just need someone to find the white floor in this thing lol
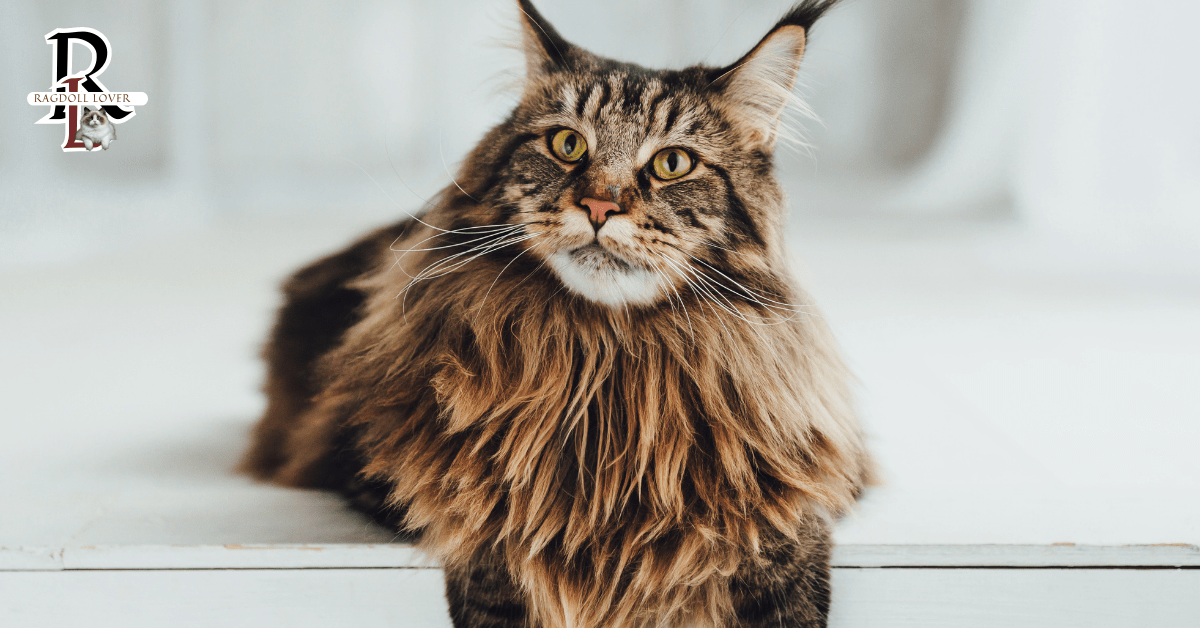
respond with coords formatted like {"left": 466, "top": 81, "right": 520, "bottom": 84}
{"left": 1, "top": 214, "right": 1198, "bottom": 625}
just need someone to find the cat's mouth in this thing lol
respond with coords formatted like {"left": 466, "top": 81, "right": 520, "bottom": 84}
{"left": 547, "top": 241, "right": 665, "bottom": 307}
{"left": 568, "top": 242, "right": 633, "bottom": 272}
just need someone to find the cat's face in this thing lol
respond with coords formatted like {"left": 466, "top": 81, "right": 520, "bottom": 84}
{"left": 457, "top": 1, "right": 815, "bottom": 310}
{"left": 82, "top": 108, "right": 106, "bottom": 126}
{"left": 499, "top": 69, "right": 780, "bottom": 307}
{"left": 81, "top": 108, "right": 108, "bottom": 127}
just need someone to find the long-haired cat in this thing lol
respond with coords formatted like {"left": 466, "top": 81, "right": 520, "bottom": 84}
{"left": 244, "top": 1, "right": 871, "bottom": 626}
{"left": 75, "top": 106, "right": 116, "bottom": 150}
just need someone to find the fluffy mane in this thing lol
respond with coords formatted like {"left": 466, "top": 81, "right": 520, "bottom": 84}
{"left": 246, "top": 2, "right": 871, "bottom": 626}
{"left": 266, "top": 192, "right": 869, "bottom": 628}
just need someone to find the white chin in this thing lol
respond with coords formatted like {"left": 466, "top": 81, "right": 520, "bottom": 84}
{"left": 548, "top": 246, "right": 664, "bottom": 307}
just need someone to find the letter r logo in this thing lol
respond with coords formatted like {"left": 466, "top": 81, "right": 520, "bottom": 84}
{"left": 36, "top": 28, "right": 135, "bottom": 151}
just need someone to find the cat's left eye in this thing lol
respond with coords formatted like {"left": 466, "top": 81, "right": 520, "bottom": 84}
{"left": 651, "top": 148, "right": 693, "bottom": 181}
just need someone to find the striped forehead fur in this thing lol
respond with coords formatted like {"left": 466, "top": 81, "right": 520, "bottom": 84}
{"left": 517, "top": 0, "right": 839, "bottom": 152}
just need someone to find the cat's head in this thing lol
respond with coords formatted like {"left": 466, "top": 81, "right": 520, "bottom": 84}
{"left": 81, "top": 107, "right": 108, "bottom": 127}
{"left": 454, "top": 0, "right": 838, "bottom": 310}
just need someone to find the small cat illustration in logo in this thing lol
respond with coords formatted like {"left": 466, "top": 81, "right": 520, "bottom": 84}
{"left": 75, "top": 106, "right": 116, "bottom": 150}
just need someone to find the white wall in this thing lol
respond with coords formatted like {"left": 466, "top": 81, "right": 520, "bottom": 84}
{"left": 0, "top": 0, "right": 960, "bottom": 264}
{"left": 2, "top": 0, "right": 1197, "bottom": 273}
{"left": 899, "top": 0, "right": 1200, "bottom": 273}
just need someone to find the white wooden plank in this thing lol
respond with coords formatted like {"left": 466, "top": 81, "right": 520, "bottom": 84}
{"left": 0, "top": 547, "right": 62, "bottom": 571}
{"left": 62, "top": 544, "right": 435, "bottom": 570}
{"left": 2, "top": 568, "right": 1196, "bottom": 628}
{"left": 829, "top": 568, "right": 1200, "bottom": 628}
{"left": 831, "top": 543, "right": 1200, "bottom": 568}
{"left": 5, "top": 543, "right": 1197, "bottom": 572}
{"left": 0, "top": 569, "right": 453, "bottom": 628}
{"left": 832, "top": 489, "right": 1200, "bottom": 546}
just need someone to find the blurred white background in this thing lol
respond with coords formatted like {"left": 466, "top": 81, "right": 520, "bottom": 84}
{"left": 3, "top": 0, "right": 1197, "bottom": 270}
{"left": 1, "top": 0, "right": 1198, "bottom": 557}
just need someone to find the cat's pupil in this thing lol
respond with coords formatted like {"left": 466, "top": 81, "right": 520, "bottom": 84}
{"left": 563, "top": 134, "right": 576, "bottom": 154}
{"left": 666, "top": 152, "right": 678, "bottom": 172}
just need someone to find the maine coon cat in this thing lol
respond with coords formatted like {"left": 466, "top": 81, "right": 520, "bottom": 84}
{"left": 244, "top": 1, "right": 871, "bottom": 626}
{"left": 75, "top": 106, "right": 115, "bottom": 150}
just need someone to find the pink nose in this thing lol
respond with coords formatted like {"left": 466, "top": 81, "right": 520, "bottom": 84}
{"left": 580, "top": 197, "right": 622, "bottom": 226}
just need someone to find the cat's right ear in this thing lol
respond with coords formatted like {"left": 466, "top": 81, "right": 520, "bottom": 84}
{"left": 517, "top": 0, "right": 577, "bottom": 82}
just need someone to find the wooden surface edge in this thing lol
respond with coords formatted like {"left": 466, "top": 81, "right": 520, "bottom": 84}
{"left": 831, "top": 543, "right": 1200, "bottom": 567}
{"left": 3, "top": 543, "right": 1198, "bottom": 571}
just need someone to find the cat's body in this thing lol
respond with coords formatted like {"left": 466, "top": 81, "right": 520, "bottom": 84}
{"left": 244, "top": 2, "right": 871, "bottom": 627}
{"left": 75, "top": 106, "right": 115, "bottom": 150}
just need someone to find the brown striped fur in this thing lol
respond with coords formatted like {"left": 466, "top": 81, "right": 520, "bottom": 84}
{"left": 244, "top": 2, "right": 870, "bottom": 627}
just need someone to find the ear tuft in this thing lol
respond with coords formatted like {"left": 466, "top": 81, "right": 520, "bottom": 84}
{"left": 774, "top": 0, "right": 843, "bottom": 34}
{"left": 517, "top": 0, "right": 575, "bottom": 83}
{"left": 711, "top": 0, "right": 842, "bottom": 150}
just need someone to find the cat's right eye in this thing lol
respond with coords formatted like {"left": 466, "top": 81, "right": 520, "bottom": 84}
{"left": 550, "top": 129, "right": 588, "bottom": 163}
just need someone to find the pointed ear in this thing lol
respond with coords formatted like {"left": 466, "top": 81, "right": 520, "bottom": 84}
{"left": 517, "top": 0, "right": 577, "bottom": 83}
{"left": 710, "top": 0, "right": 841, "bottom": 149}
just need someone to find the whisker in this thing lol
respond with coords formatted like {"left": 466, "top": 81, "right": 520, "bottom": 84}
{"left": 438, "top": 134, "right": 480, "bottom": 203}
{"left": 655, "top": 254, "right": 741, "bottom": 335}
{"left": 666, "top": 243, "right": 810, "bottom": 315}
{"left": 381, "top": 115, "right": 430, "bottom": 205}
{"left": 690, "top": 256, "right": 805, "bottom": 311}
{"left": 340, "top": 156, "right": 490, "bottom": 240}
{"left": 397, "top": 232, "right": 521, "bottom": 293}
{"left": 506, "top": 243, "right": 554, "bottom": 294}
{"left": 691, "top": 266, "right": 801, "bottom": 319}
{"left": 389, "top": 224, "right": 524, "bottom": 280}
{"left": 686, "top": 266, "right": 797, "bottom": 326}
{"left": 412, "top": 231, "right": 537, "bottom": 283}
{"left": 396, "top": 230, "right": 540, "bottom": 318}
{"left": 473, "top": 234, "right": 544, "bottom": 322}
{"left": 648, "top": 254, "right": 695, "bottom": 343}
{"left": 393, "top": 224, "right": 524, "bottom": 254}
{"left": 658, "top": 254, "right": 796, "bottom": 327}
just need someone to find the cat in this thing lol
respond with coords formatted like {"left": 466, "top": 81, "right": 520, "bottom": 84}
{"left": 243, "top": 1, "right": 872, "bottom": 627}
{"left": 75, "top": 106, "right": 116, "bottom": 150}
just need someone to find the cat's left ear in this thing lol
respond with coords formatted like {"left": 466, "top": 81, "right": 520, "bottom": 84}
{"left": 710, "top": 0, "right": 841, "bottom": 150}
{"left": 517, "top": 0, "right": 579, "bottom": 83}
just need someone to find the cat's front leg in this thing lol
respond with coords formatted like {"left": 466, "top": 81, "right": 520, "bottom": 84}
{"left": 729, "top": 518, "right": 833, "bottom": 628}
{"left": 83, "top": 138, "right": 94, "bottom": 150}
{"left": 443, "top": 548, "right": 532, "bottom": 628}
{"left": 100, "top": 137, "right": 111, "bottom": 150}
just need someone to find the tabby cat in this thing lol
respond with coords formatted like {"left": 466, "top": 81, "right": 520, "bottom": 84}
{"left": 244, "top": 1, "right": 871, "bottom": 626}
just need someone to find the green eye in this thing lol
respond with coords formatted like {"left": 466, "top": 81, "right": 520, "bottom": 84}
{"left": 652, "top": 148, "right": 693, "bottom": 180}
{"left": 550, "top": 129, "right": 587, "bottom": 162}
